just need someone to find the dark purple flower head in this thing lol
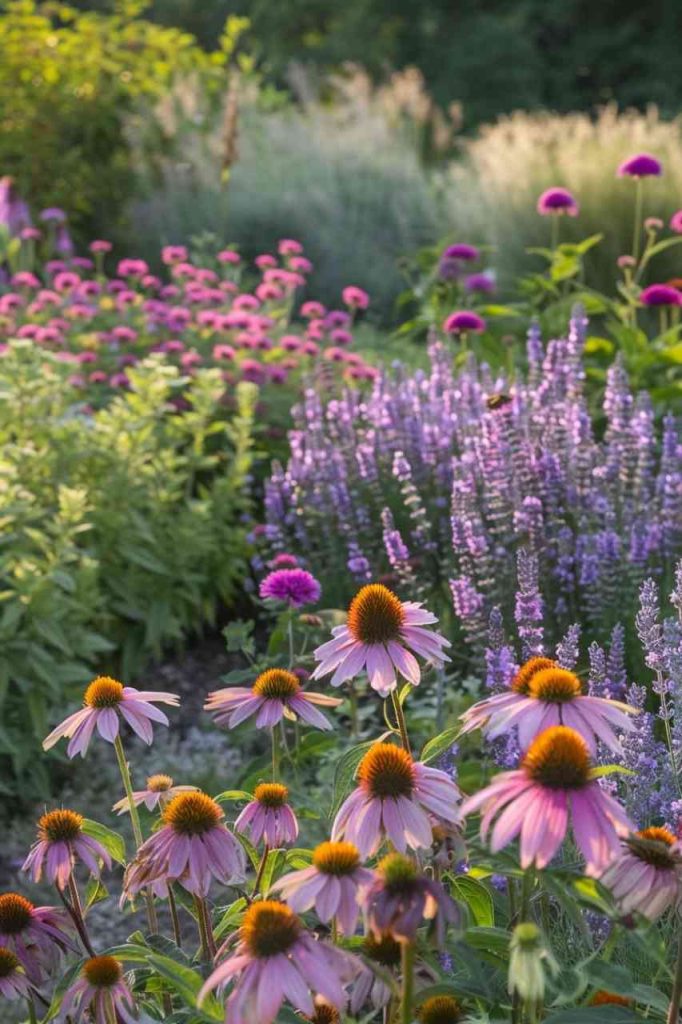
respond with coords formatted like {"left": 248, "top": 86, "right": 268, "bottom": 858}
{"left": 670, "top": 210, "right": 682, "bottom": 234}
{"left": 259, "top": 568, "right": 321, "bottom": 607}
{"left": 443, "top": 243, "right": 479, "bottom": 262}
{"left": 617, "top": 153, "right": 662, "bottom": 178}
{"left": 443, "top": 311, "right": 486, "bottom": 334}
{"left": 537, "top": 187, "right": 579, "bottom": 216}
{"left": 640, "top": 284, "right": 682, "bottom": 307}
{"left": 465, "top": 272, "right": 496, "bottom": 294}
{"left": 365, "top": 853, "right": 461, "bottom": 946}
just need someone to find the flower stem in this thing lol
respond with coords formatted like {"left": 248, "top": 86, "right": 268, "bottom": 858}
{"left": 391, "top": 689, "right": 412, "bottom": 756}
{"left": 168, "top": 886, "right": 182, "bottom": 948}
{"left": 27, "top": 996, "right": 38, "bottom": 1024}
{"left": 253, "top": 844, "right": 270, "bottom": 896}
{"left": 633, "top": 178, "right": 644, "bottom": 263}
{"left": 667, "top": 931, "right": 682, "bottom": 1024}
{"left": 550, "top": 215, "right": 559, "bottom": 252}
{"left": 287, "top": 611, "right": 295, "bottom": 667}
{"left": 66, "top": 875, "right": 95, "bottom": 956}
{"left": 400, "top": 940, "right": 415, "bottom": 1024}
{"left": 271, "top": 726, "right": 280, "bottom": 781}
{"left": 113, "top": 734, "right": 158, "bottom": 935}
{"left": 195, "top": 896, "right": 216, "bottom": 961}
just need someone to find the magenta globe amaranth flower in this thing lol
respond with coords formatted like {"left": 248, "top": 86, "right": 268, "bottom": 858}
{"left": 443, "top": 311, "right": 486, "bottom": 335}
{"left": 443, "top": 243, "right": 479, "bottom": 262}
{"left": 670, "top": 210, "right": 682, "bottom": 234}
{"left": 640, "top": 284, "right": 682, "bottom": 306}
{"left": 465, "top": 272, "right": 496, "bottom": 294}
{"left": 617, "top": 153, "right": 663, "bottom": 178}
{"left": 259, "top": 567, "right": 321, "bottom": 607}
{"left": 537, "top": 187, "right": 579, "bottom": 216}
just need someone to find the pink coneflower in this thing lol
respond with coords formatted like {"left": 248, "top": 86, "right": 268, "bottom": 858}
{"left": 218, "top": 249, "right": 241, "bottom": 264}
{"left": 61, "top": 956, "right": 136, "bottom": 1023}
{"left": 0, "top": 893, "right": 74, "bottom": 983}
{"left": 600, "top": 827, "right": 682, "bottom": 920}
{"left": 271, "top": 840, "right": 374, "bottom": 935}
{"left": 640, "top": 284, "right": 682, "bottom": 306}
{"left": 123, "top": 791, "right": 245, "bottom": 897}
{"left": 235, "top": 783, "right": 299, "bottom": 847}
{"left": 365, "top": 853, "right": 460, "bottom": 945}
{"left": 0, "top": 947, "right": 31, "bottom": 1001}
{"left": 312, "top": 583, "right": 450, "bottom": 696}
{"left": 206, "top": 667, "right": 340, "bottom": 731}
{"left": 43, "top": 676, "right": 180, "bottom": 758}
{"left": 670, "top": 210, "right": 682, "bottom": 234}
{"left": 117, "top": 258, "right": 148, "bottom": 277}
{"left": 536, "top": 187, "right": 579, "bottom": 216}
{"left": 259, "top": 567, "right": 321, "bottom": 607}
{"left": 199, "top": 900, "right": 359, "bottom": 1024}
{"left": 112, "top": 773, "right": 198, "bottom": 814}
{"left": 332, "top": 743, "right": 461, "bottom": 857}
{"left": 443, "top": 311, "right": 486, "bottom": 334}
{"left": 617, "top": 153, "right": 662, "bottom": 178}
{"left": 461, "top": 726, "right": 632, "bottom": 874}
{"left": 459, "top": 657, "right": 637, "bottom": 754}
{"left": 22, "top": 809, "right": 111, "bottom": 889}
{"left": 342, "top": 286, "right": 370, "bottom": 310}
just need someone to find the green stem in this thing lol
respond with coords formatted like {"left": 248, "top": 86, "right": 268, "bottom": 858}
{"left": 400, "top": 940, "right": 415, "bottom": 1024}
{"left": 667, "top": 931, "right": 682, "bottom": 1024}
{"left": 551, "top": 215, "right": 559, "bottom": 252}
{"left": 27, "top": 996, "right": 38, "bottom": 1024}
{"left": 113, "top": 735, "right": 158, "bottom": 935}
{"left": 104, "top": 991, "right": 118, "bottom": 1024}
{"left": 168, "top": 886, "right": 182, "bottom": 948}
{"left": 391, "top": 689, "right": 412, "bottom": 756}
{"left": 67, "top": 875, "right": 95, "bottom": 956}
{"left": 195, "top": 895, "right": 211, "bottom": 961}
{"left": 271, "top": 727, "right": 279, "bottom": 781}
{"left": 349, "top": 682, "right": 359, "bottom": 739}
{"left": 520, "top": 868, "right": 534, "bottom": 921}
{"left": 287, "top": 612, "right": 295, "bottom": 668}
{"left": 253, "top": 845, "right": 270, "bottom": 896}
{"left": 633, "top": 178, "right": 644, "bottom": 263}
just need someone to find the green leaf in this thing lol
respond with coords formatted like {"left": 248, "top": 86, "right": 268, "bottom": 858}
{"left": 544, "top": 1008, "right": 642, "bottom": 1022}
{"left": 584, "top": 336, "right": 615, "bottom": 356}
{"left": 329, "top": 739, "right": 376, "bottom": 817}
{"left": 589, "top": 764, "right": 635, "bottom": 779}
{"left": 214, "top": 789, "right": 252, "bottom": 803}
{"left": 420, "top": 725, "right": 460, "bottom": 764}
{"left": 144, "top": 951, "right": 223, "bottom": 1019}
{"left": 450, "top": 874, "right": 494, "bottom": 927}
{"left": 81, "top": 818, "right": 126, "bottom": 864}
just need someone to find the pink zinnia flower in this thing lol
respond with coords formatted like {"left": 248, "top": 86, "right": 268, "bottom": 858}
{"left": 123, "top": 791, "right": 245, "bottom": 897}
{"left": 536, "top": 187, "right": 579, "bottom": 216}
{"left": 461, "top": 726, "right": 633, "bottom": 874}
{"left": 617, "top": 153, "right": 662, "bottom": 178}
{"left": 62, "top": 956, "right": 136, "bottom": 1024}
{"left": 443, "top": 310, "right": 486, "bottom": 334}
{"left": 0, "top": 947, "right": 31, "bottom": 1001}
{"left": 0, "top": 893, "right": 74, "bottom": 984}
{"left": 600, "top": 826, "right": 682, "bottom": 920}
{"left": 312, "top": 583, "right": 450, "bottom": 696}
{"left": 43, "top": 676, "right": 180, "bottom": 758}
{"left": 459, "top": 657, "right": 637, "bottom": 755}
{"left": 199, "top": 900, "right": 359, "bottom": 1024}
{"left": 332, "top": 742, "right": 461, "bottom": 857}
{"left": 113, "top": 773, "right": 198, "bottom": 814}
{"left": 206, "top": 667, "right": 341, "bottom": 731}
{"left": 235, "top": 783, "right": 299, "bottom": 847}
{"left": 259, "top": 567, "right": 321, "bottom": 607}
{"left": 364, "top": 852, "right": 460, "bottom": 945}
{"left": 342, "top": 286, "right": 370, "bottom": 310}
{"left": 22, "top": 809, "right": 111, "bottom": 890}
{"left": 272, "top": 840, "right": 374, "bottom": 935}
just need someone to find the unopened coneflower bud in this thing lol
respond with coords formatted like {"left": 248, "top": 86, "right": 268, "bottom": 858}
{"left": 508, "top": 922, "right": 558, "bottom": 1003}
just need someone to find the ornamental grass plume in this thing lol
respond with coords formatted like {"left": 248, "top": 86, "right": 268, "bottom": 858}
{"left": 22, "top": 809, "right": 111, "bottom": 889}
{"left": 271, "top": 840, "right": 374, "bottom": 936}
{"left": 198, "top": 900, "right": 359, "bottom": 1024}
{"left": 459, "top": 656, "right": 638, "bottom": 754}
{"left": 123, "top": 791, "right": 245, "bottom": 897}
{"left": 312, "top": 584, "right": 449, "bottom": 695}
{"left": 600, "top": 827, "right": 682, "bottom": 920}
{"left": 43, "top": 676, "right": 180, "bottom": 757}
{"left": 205, "top": 668, "right": 341, "bottom": 731}
{"left": 332, "top": 742, "right": 461, "bottom": 857}
{"left": 461, "top": 726, "right": 632, "bottom": 874}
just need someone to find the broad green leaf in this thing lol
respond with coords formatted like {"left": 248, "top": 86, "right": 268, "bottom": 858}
{"left": 144, "top": 952, "right": 223, "bottom": 1019}
{"left": 81, "top": 818, "right": 126, "bottom": 864}
{"left": 420, "top": 725, "right": 460, "bottom": 764}
{"left": 329, "top": 739, "right": 376, "bottom": 817}
{"left": 544, "top": 1008, "right": 641, "bottom": 1022}
{"left": 450, "top": 874, "right": 494, "bottom": 927}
